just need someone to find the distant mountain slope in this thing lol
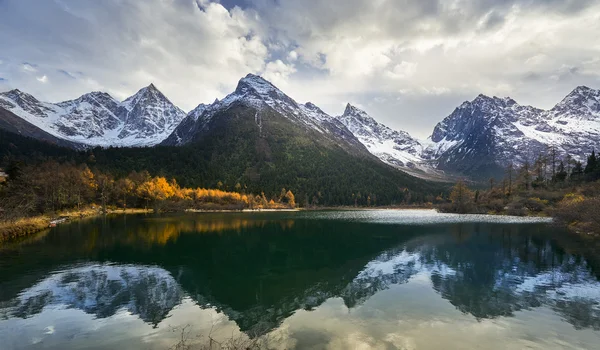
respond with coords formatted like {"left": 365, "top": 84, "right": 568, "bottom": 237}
{"left": 425, "top": 87, "right": 600, "bottom": 178}
{"left": 0, "top": 85, "right": 186, "bottom": 147}
{"left": 337, "top": 104, "right": 452, "bottom": 181}
{"left": 0, "top": 107, "right": 83, "bottom": 149}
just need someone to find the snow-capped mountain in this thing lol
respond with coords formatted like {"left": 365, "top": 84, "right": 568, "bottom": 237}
{"left": 425, "top": 87, "right": 600, "bottom": 178}
{"left": 2, "top": 73, "right": 599, "bottom": 181}
{"left": 337, "top": 104, "right": 453, "bottom": 180}
{"left": 338, "top": 104, "right": 424, "bottom": 168}
{"left": 329, "top": 86, "right": 600, "bottom": 180}
{"left": 117, "top": 84, "right": 187, "bottom": 141}
{"left": 423, "top": 94, "right": 549, "bottom": 177}
{"left": 163, "top": 74, "right": 363, "bottom": 150}
{"left": 0, "top": 84, "right": 186, "bottom": 147}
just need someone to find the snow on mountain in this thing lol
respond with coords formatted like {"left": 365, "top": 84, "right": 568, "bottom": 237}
{"left": 338, "top": 104, "right": 424, "bottom": 167}
{"left": 164, "top": 74, "right": 362, "bottom": 149}
{"left": 426, "top": 87, "right": 600, "bottom": 177}
{"left": 0, "top": 84, "right": 186, "bottom": 147}
{"left": 337, "top": 104, "right": 452, "bottom": 180}
{"left": 2, "top": 74, "right": 599, "bottom": 181}
{"left": 425, "top": 95, "right": 547, "bottom": 175}
{"left": 117, "top": 84, "right": 186, "bottom": 141}
{"left": 335, "top": 86, "right": 600, "bottom": 180}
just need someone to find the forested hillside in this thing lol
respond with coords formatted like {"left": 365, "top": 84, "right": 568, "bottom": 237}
{"left": 0, "top": 126, "right": 446, "bottom": 210}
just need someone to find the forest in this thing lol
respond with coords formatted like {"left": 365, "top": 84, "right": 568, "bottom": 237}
{"left": 0, "top": 128, "right": 446, "bottom": 209}
{"left": 0, "top": 160, "right": 297, "bottom": 217}
{"left": 441, "top": 148, "right": 600, "bottom": 235}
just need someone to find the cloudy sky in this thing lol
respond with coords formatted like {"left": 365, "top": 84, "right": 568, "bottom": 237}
{"left": 1, "top": 0, "right": 599, "bottom": 138}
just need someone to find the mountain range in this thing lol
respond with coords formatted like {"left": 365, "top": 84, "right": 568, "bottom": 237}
{"left": 1, "top": 74, "right": 599, "bottom": 181}
{"left": 0, "top": 84, "right": 186, "bottom": 147}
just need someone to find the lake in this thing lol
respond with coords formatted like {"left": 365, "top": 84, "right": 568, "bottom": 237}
{"left": 1, "top": 210, "right": 600, "bottom": 349}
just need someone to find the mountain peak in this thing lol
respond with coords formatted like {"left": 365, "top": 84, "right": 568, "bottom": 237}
{"left": 465, "top": 94, "right": 518, "bottom": 109}
{"left": 242, "top": 73, "right": 264, "bottom": 81}
{"left": 2, "top": 88, "right": 28, "bottom": 98}
{"left": 0, "top": 89, "right": 42, "bottom": 105}
{"left": 343, "top": 103, "right": 366, "bottom": 116}
{"left": 236, "top": 74, "right": 277, "bottom": 93}
{"left": 229, "top": 73, "right": 299, "bottom": 110}
{"left": 572, "top": 85, "right": 595, "bottom": 94}
{"left": 141, "top": 83, "right": 162, "bottom": 96}
{"left": 304, "top": 102, "right": 322, "bottom": 112}
{"left": 551, "top": 85, "right": 600, "bottom": 117}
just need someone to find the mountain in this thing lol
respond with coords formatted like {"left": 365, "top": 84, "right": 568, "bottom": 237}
{"left": 425, "top": 87, "right": 600, "bottom": 178}
{"left": 337, "top": 104, "right": 451, "bottom": 181}
{"left": 0, "top": 75, "right": 442, "bottom": 206}
{"left": 424, "top": 95, "right": 547, "bottom": 178}
{"left": 0, "top": 85, "right": 186, "bottom": 147}
{"left": 164, "top": 74, "right": 363, "bottom": 151}
{"left": 0, "top": 107, "right": 84, "bottom": 149}
{"left": 154, "top": 74, "right": 440, "bottom": 203}
{"left": 4, "top": 73, "right": 597, "bottom": 183}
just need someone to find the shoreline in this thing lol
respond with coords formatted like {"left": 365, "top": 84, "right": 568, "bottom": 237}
{"left": 0, "top": 208, "right": 155, "bottom": 244}
{"left": 0, "top": 206, "right": 567, "bottom": 245}
{"left": 0, "top": 207, "right": 301, "bottom": 244}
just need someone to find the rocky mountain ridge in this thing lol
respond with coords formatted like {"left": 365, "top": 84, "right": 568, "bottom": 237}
{"left": 1, "top": 76, "right": 598, "bottom": 180}
{"left": 0, "top": 84, "right": 186, "bottom": 147}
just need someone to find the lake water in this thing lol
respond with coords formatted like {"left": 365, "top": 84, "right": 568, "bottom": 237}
{"left": 1, "top": 210, "right": 600, "bottom": 349}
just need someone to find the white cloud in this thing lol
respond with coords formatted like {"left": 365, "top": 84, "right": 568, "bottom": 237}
{"left": 36, "top": 75, "right": 48, "bottom": 83}
{"left": 287, "top": 50, "right": 298, "bottom": 62}
{"left": 0, "top": 0, "right": 599, "bottom": 137}
{"left": 22, "top": 63, "right": 37, "bottom": 72}
{"left": 262, "top": 60, "right": 296, "bottom": 87}
{"left": 387, "top": 61, "right": 418, "bottom": 80}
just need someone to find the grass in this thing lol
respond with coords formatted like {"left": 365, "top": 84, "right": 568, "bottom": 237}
{"left": 0, "top": 216, "right": 50, "bottom": 243}
{"left": 0, "top": 207, "right": 103, "bottom": 244}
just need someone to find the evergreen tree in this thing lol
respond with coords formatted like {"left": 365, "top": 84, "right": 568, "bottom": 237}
{"left": 555, "top": 161, "right": 567, "bottom": 182}
{"left": 571, "top": 161, "right": 584, "bottom": 182}
{"left": 585, "top": 150, "right": 597, "bottom": 175}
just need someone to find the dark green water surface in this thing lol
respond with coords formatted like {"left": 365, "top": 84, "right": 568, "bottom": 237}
{"left": 1, "top": 210, "right": 599, "bottom": 349}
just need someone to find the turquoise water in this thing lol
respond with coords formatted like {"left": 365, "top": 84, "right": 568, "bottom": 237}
{"left": 0, "top": 210, "right": 599, "bottom": 349}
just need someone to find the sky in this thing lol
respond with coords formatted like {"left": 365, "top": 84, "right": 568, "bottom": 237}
{"left": 0, "top": 0, "right": 599, "bottom": 138}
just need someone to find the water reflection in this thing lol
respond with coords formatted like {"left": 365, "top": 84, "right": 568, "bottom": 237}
{"left": 0, "top": 212, "right": 599, "bottom": 349}
{"left": 1, "top": 264, "right": 183, "bottom": 326}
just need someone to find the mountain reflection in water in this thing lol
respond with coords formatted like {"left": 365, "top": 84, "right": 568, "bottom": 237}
{"left": 0, "top": 211, "right": 599, "bottom": 349}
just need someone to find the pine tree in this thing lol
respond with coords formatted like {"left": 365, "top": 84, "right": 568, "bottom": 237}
{"left": 585, "top": 150, "right": 597, "bottom": 175}
{"left": 571, "top": 161, "right": 584, "bottom": 182}
{"left": 555, "top": 161, "right": 567, "bottom": 182}
{"left": 550, "top": 146, "right": 557, "bottom": 180}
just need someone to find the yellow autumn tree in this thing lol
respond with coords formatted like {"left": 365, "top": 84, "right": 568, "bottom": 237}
{"left": 285, "top": 190, "right": 296, "bottom": 208}
{"left": 449, "top": 180, "right": 475, "bottom": 213}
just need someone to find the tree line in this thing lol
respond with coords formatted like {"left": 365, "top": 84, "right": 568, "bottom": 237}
{"left": 0, "top": 160, "right": 297, "bottom": 220}
{"left": 442, "top": 147, "right": 600, "bottom": 235}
